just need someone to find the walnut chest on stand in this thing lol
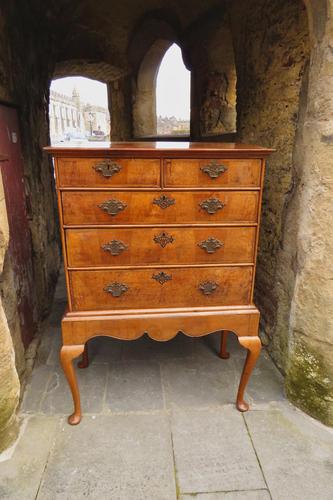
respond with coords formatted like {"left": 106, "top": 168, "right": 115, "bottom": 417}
{"left": 45, "top": 142, "right": 273, "bottom": 424}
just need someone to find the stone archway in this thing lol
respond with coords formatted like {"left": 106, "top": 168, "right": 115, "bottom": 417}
{"left": 1, "top": 0, "right": 333, "bottom": 454}
{"left": 133, "top": 39, "right": 173, "bottom": 137}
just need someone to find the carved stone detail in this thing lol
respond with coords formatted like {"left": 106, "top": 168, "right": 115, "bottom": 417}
{"left": 199, "top": 197, "right": 225, "bottom": 214}
{"left": 98, "top": 199, "right": 127, "bottom": 216}
{"left": 93, "top": 160, "right": 121, "bottom": 178}
{"left": 153, "top": 231, "right": 174, "bottom": 248}
{"left": 152, "top": 271, "right": 172, "bottom": 284}
{"left": 199, "top": 280, "right": 219, "bottom": 295}
{"left": 101, "top": 240, "right": 128, "bottom": 256}
{"left": 153, "top": 194, "right": 175, "bottom": 209}
{"left": 198, "top": 237, "right": 223, "bottom": 254}
{"left": 201, "top": 161, "right": 228, "bottom": 179}
{"left": 104, "top": 282, "right": 128, "bottom": 297}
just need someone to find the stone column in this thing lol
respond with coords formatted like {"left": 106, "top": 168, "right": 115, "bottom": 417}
{"left": 0, "top": 168, "right": 20, "bottom": 451}
{"left": 188, "top": 20, "right": 237, "bottom": 140}
{"left": 285, "top": 1, "right": 333, "bottom": 425}
{"left": 108, "top": 77, "right": 133, "bottom": 141}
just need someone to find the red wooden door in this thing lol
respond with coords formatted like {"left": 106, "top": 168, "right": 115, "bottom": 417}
{"left": 0, "top": 104, "right": 35, "bottom": 347}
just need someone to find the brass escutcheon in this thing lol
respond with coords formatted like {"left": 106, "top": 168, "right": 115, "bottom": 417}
{"left": 104, "top": 282, "right": 128, "bottom": 297}
{"left": 152, "top": 271, "right": 172, "bottom": 284}
{"left": 153, "top": 231, "right": 174, "bottom": 248}
{"left": 201, "top": 160, "right": 228, "bottom": 179}
{"left": 199, "top": 280, "right": 219, "bottom": 295}
{"left": 101, "top": 240, "right": 128, "bottom": 256}
{"left": 98, "top": 199, "right": 127, "bottom": 216}
{"left": 93, "top": 160, "right": 121, "bottom": 178}
{"left": 199, "top": 198, "right": 225, "bottom": 215}
{"left": 153, "top": 194, "right": 175, "bottom": 209}
{"left": 198, "top": 237, "right": 223, "bottom": 254}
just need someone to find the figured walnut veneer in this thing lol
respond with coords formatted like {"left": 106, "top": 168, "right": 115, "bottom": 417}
{"left": 45, "top": 141, "right": 273, "bottom": 425}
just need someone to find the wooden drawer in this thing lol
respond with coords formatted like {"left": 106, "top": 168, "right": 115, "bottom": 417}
{"left": 62, "top": 191, "right": 259, "bottom": 225}
{"left": 66, "top": 227, "right": 256, "bottom": 267}
{"left": 69, "top": 266, "right": 253, "bottom": 311}
{"left": 56, "top": 157, "right": 160, "bottom": 187}
{"left": 165, "top": 158, "right": 261, "bottom": 188}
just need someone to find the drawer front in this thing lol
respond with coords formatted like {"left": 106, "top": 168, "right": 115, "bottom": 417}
{"left": 165, "top": 158, "right": 261, "bottom": 188}
{"left": 62, "top": 191, "right": 259, "bottom": 225}
{"left": 69, "top": 266, "right": 253, "bottom": 311}
{"left": 57, "top": 157, "right": 160, "bottom": 187}
{"left": 66, "top": 227, "right": 256, "bottom": 267}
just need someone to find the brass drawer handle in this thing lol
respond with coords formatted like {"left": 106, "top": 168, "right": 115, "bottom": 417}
{"left": 93, "top": 160, "right": 121, "bottom": 178}
{"left": 198, "top": 237, "right": 223, "bottom": 254}
{"left": 104, "top": 282, "right": 128, "bottom": 297}
{"left": 152, "top": 271, "right": 172, "bottom": 284}
{"left": 201, "top": 161, "right": 227, "bottom": 179}
{"left": 98, "top": 198, "right": 127, "bottom": 216}
{"left": 199, "top": 280, "right": 219, "bottom": 295}
{"left": 153, "top": 231, "right": 174, "bottom": 248}
{"left": 153, "top": 194, "right": 175, "bottom": 209}
{"left": 199, "top": 198, "right": 225, "bottom": 214}
{"left": 101, "top": 240, "right": 128, "bottom": 256}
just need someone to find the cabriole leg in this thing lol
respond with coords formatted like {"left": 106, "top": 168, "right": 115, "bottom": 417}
{"left": 236, "top": 336, "right": 261, "bottom": 412}
{"left": 60, "top": 345, "right": 85, "bottom": 425}
{"left": 78, "top": 342, "right": 89, "bottom": 369}
{"left": 219, "top": 331, "right": 230, "bottom": 359}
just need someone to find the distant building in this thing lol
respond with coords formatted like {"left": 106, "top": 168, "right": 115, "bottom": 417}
{"left": 49, "top": 87, "right": 110, "bottom": 143}
{"left": 157, "top": 115, "right": 190, "bottom": 136}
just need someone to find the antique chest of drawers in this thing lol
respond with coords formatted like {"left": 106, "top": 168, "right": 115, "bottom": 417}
{"left": 45, "top": 142, "right": 273, "bottom": 424}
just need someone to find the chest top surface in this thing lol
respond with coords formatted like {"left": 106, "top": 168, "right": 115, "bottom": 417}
{"left": 44, "top": 141, "right": 274, "bottom": 158}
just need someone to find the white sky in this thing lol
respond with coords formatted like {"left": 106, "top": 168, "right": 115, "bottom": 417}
{"left": 156, "top": 44, "right": 190, "bottom": 120}
{"left": 50, "top": 44, "right": 190, "bottom": 120}
{"left": 51, "top": 77, "right": 108, "bottom": 107}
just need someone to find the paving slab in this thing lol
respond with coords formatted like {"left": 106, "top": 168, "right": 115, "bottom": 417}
{"left": 194, "top": 332, "right": 243, "bottom": 359}
{"left": 35, "top": 326, "right": 59, "bottom": 367}
{"left": 21, "top": 364, "right": 53, "bottom": 413}
{"left": 0, "top": 416, "right": 59, "bottom": 500}
{"left": 105, "top": 360, "right": 164, "bottom": 412}
{"left": 161, "top": 357, "right": 237, "bottom": 409}
{"left": 37, "top": 414, "right": 177, "bottom": 500}
{"left": 171, "top": 407, "right": 266, "bottom": 494}
{"left": 45, "top": 328, "right": 62, "bottom": 366}
{"left": 121, "top": 333, "right": 195, "bottom": 361}
{"left": 40, "top": 364, "right": 108, "bottom": 415}
{"left": 245, "top": 406, "right": 333, "bottom": 500}
{"left": 233, "top": 350, "right": 284, "bottom": 408}
{"left": 87, "top": 336, "right": 123, "bottom": 364}
{"left": 180, "top": 491, "right": 270, "bottom": 499}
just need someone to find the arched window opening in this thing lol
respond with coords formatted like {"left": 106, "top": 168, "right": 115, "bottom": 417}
{"left": 156, "top": 44, "right": 190, "bottom": 136}
{"left": 49, "top": 76, "right": 110, "bottom": 145}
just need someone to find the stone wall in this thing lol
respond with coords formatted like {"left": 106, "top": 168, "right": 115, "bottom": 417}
{"left": 229, "top": 0, "right": 311, "bottom": 370}
{"left": 185, "top": 12, "right": 237, "bottom": 139}
{"left": 0, "top": 4, "right": 61, "bottom": 450}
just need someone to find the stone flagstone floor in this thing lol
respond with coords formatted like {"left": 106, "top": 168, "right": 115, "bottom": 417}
{"left": 1, "top": 275, "right": 333, "bottom": 499}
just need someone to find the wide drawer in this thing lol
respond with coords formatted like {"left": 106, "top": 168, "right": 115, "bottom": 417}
{"left": 165, "top": 158, "right": 261, "bottom": 188}
{"left": 56, "top": 157, "right": 160, "bottom": 187}
{"left": 66, "top": 226, "right": 256, "bottom": 267}
{"left": 62, "top": 191, "right": 259, "bottom": 225}
{"left": 69, "top": 266, "right": 253, "bottom": 311}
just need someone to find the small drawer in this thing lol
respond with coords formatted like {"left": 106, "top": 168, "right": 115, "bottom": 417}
{"left": 69, "top": 266, "right": 253, "bottom": 311}
{"left": 66, "top": 227, "right": 257, "bottom": 267}
{"left": 56, "top": 157, "right": 160, "bottom": 187}
{"left": 164, "top": 158, "right": 261, "bottom": 188}
{"left": 61, "top": 190, "right": 259, "bottom": 225}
